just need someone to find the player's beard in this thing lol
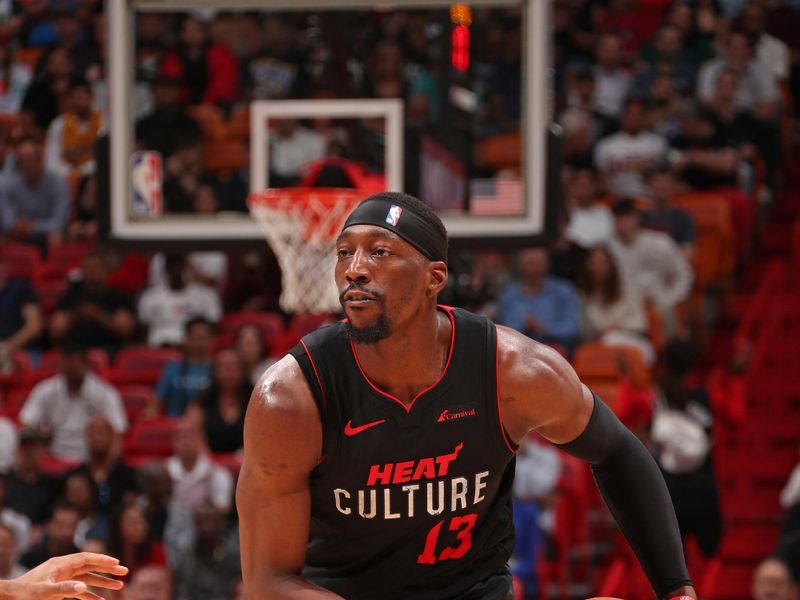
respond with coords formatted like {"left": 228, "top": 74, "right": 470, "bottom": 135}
{"left": 340, "top": 284, "right": 391, "bottom": 344}
{"left": 345, "top": 313, "right": 391, "bottom": 344}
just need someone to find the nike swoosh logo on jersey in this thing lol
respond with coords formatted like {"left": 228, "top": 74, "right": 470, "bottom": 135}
{"left": 344, "top": 419, "right": 386, "bottom": 436}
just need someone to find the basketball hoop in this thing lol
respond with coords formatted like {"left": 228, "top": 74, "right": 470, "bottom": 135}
{"left": 248, "top": 188, "right": 364, "bottom": 314}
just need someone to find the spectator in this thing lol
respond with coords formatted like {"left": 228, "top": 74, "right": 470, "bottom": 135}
{"left": 752, "top": 557, "right": 795, "bottom": 600}
{"left": 608, "top": 199, "right": 693, "bottom": 333}
{"left": 68, "top": 415, "right": 138, "bottom": 517}
{"left": 0, "top": 127, "right": 15, "bottom": 183}
{"left": 0, "top": 254, "right": 43, "bottom": 365}
{"left": 642, "top": 166, "right": 697, "bottom": 259}
{"left": 49, "top": 251, "right": 137, "bottom": 351}
{"left": 0, "top": 137, "right": 69, "bottom": 249}
{"left": 0, "top": 418, "right": 16, "bottom": 473}
{"left": 594, "top": 98, "right": 669, "bottom": 197}
{"left": 511, "top": 435, "right": 561, "bottom": 600}
{"left": 19, "top": 46, "right": 73, "bottom": 137}
{"left": 702, "top": 68, "right": 761, "bottom": 160}
{"left": 0, "top": 523, "right": 26, "bottom": 580}
{"left": 68, "top": 173, "right": 99, "bottom": 240}
{"left": 636, "top": 23, "right": 696, "bottom": 96}
{"left": 497, "top": 244, "right": 582, "bottom": 353}
{"left": 124, "top": 564, "right": 173, "bottom": 600}
{"left": 135, "top": 75, "right": 202, "bottom": 160}
{"left": 2, "top": 428, "right": 60, "bottom": 526}
{"left": 160, "top": 15, "right": 240, "bottom": 106}
{"left": 641, "top": 71, "right": 687, "bottom": 140}
{"left": 63, "top": 471, "right": 107, "bottom": 549}
{"left": 0, "top": 478, "right": 31, "bottom": 557}
{"left": 174, "top": 503, "right": 241, "bottom": 600}
{"left": 650, "top": 339, "right": 722, "bottom": 559}
{"left": 239, "top": 15, "right": 311, "bottom": 101}
{"left": 44, "top": 77, "right": 103, "bottom": 178}
{"left": 152, "top": 317, "right": 215, "bottom": 418}
{"left": 223, "top": 251, "right": 282, "bottom": 312}
{"left": 165, "top": 418, "right": 234, "bottom": 514}
{"left": 736, "top": 1, "right": 790, "bottom": 82}
{"left": 188, "top": 349, "right": 251, "bottom": 454}
{"left": 441, "top": 249, "right": 511, "bottom": 320}
{"left": 137, "top": 253, "right": 222, "bottom": 347}
{"left": 670, "top": 106, "right": 743, "bottom": 191}
{"left": 577, "top": 246, "right": 655, "bottom": 365}
{"left": 19, "top": 341, "right": 128, "bottom": 462}
{"left": 663, "top": 1, "right": 716, "bottom": 67}
{"left": 149, "top": 248, "right": 228, "bottom": 291}
{"left": 106, "top": 501, "right": 167, "bottom": 582}
{"left": 235, "top": 323, "right": 273, "bottom": 385}
{"left": 362, "top": 40, "right": 406, "bottom": 100}
{"left": 135, "top": 463, "right": 193, "bottom": 564}
{"left": 778, "top": 448, "right": 800, "bottom": 578}
{"left": 701, "top": 66, "right": 779, "bottom": 190}
{"left": 19, "top": 501, "right": 80, "bottom": 569}
{"left": 592, "top": 32, "right": 632, "bottom": 120}
{"left": 564, "top": 167, "right": 614, "bottom": 249}
{"left": 697, "top": 29, "right": 779, "bottom": 121}
{"left": 558, "top": 106, "right": 599, "bottom": 171}
{"left": 160, "top": 141, "right": 221, "bottom": 215}
{"left": 269, "top": 118, "right": 326, "bottom": 187}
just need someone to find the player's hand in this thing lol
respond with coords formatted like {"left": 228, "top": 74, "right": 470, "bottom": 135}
{"left": 10, "top": 552, "right": 127, "bottom": 599}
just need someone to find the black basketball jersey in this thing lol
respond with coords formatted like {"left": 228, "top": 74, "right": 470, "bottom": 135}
{"left": 288, "top": 306, "right": 518, "bottom": 600}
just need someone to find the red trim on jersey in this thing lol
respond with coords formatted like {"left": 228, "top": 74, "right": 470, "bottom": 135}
{"left": 300, "top": 339, "right": 327, "bottom": 412}
{"left": 495, "top": 331, "right": 517, "bottom": 455}
{"left": 349, "top": 305, "right": 456, "bottom": 414}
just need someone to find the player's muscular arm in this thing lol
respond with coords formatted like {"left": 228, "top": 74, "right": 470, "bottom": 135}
{"left": 236, "top": 356, "right": 344, "bottom": 600}
{"left": 496, "top": 326, "right": 695, "bottom": 600}
{"left": 496, "top": 325, "right": 592, "bottom": 445}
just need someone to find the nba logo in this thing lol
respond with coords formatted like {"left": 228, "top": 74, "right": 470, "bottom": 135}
{"left": 385, "top": 205, "right": 403, "bottom": 226}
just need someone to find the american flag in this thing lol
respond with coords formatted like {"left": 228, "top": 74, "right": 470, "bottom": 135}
{"left": 469, "top": 178, "right": 523, "bottom": 216}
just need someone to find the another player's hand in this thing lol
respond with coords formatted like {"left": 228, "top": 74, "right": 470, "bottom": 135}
{"left": 10, "top": 552, "right": 128, "bottom": 599}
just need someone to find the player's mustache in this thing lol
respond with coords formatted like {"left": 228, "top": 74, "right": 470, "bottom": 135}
{"left": 339, "top": 284, "right": 385, "bottom": 303}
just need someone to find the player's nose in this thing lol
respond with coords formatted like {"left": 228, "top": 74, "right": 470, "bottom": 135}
{"left": 344, "top": 247, "right": 371, "bottom": 283}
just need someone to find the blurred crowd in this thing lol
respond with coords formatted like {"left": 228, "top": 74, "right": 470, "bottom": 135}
{"left": 0, "top": 1, "right": 799, "bottom": 599}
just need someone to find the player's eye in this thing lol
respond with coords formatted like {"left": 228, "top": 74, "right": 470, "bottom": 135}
{"left": 336, "top": 248, "right": 352, "bottom": 259}
{"left": 372, "top": 247, "right": 392, "bottom": 257}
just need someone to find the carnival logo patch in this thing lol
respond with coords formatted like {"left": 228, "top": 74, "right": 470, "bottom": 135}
{"left": 437, "top": 406, "right": 477, "bottom": 423}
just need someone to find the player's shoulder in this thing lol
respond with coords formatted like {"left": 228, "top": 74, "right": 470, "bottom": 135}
{"left": 243, "top": 355, "right": 323, "bottom": 475}
{"left": 248, "top": 354, "right": 319, "bottom": 422}
{"left": 495, "top": 324, "right": 576, "bottom": 388}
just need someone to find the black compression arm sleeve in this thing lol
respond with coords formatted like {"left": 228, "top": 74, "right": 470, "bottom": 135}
{"left": 558, "top": 394, "right": 692, "bottom": 599}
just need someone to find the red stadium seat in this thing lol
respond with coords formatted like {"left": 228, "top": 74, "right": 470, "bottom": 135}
{"left": 218, "top": 311, "right": 285, "bottom": 347}
{"left": 34, "top": 348, "right": 110, "bottom": 378}
{"left": 212, "top": 452, "right": 243, "bottom": 477}
{"left": 0, "top": 243, "right": 42, "bottom": 279}
{"left": 117, "top": 385, "right": 157, "bottom": 422}
{"left": 46, "top": 241, "right": 96, "bottom": 271}
{"left": 1, "top": 384, "right": 32, "bottom": 423}
{"left": 700, "top": 561, "right": 754, "bottom": 600}
{"left": 572, "top": 342, "right": 650, "bottom": 388}
{"left": 40, "top": 455, "right": 81, "bottom": 477}
{"left": 109, "top": 347, "right": 182, "bottom": 387}
{"left": 289, "top": 313, "right": 336, "bottom": 337}
{"left": 124, "top": 417, "right": 179, "bottom": 458}
{"left": 114, "top": 346, "right": 181, "bottom": 372}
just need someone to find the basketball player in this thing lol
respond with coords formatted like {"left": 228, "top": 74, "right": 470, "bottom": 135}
{"left": 237, "top": 192, "right": 695, "bottom": 600}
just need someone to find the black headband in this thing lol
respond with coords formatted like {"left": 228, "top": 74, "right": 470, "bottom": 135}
{"left": 341, "top": 195, "right": 448, "bottom": 262}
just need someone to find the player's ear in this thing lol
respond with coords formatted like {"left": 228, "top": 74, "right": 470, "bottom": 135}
{"left": 426, "top": 261, "right": 448, "bottom": 297}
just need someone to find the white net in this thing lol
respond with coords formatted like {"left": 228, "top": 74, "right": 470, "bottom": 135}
{"left": 249, "top": 188, "right": 363, "bottom": 314}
